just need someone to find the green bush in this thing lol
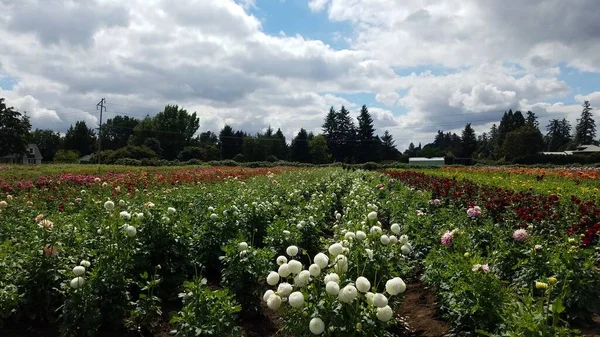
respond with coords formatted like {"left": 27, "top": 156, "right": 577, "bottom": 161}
{"left": 54, "top": 150, "right": 80, "bottom": 163}
{"left": 171, "top": 278, "right": 242, "bottom": 337}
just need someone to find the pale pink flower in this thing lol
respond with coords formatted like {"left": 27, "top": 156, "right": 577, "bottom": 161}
{"left": 481, "top": 264, "right": 490, "bottom": 273}
{"left": 441, "top": 230, "right": 454, "bottom": 246}
{"left": 467, "top": 206, "right": 482, "bottom": 218}
{"left": 513, "top": 229, "right": 530, "bottom": 242}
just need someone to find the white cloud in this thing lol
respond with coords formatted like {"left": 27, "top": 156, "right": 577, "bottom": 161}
{"left": 0, "top": 0, "right": 597, "bottom": 153}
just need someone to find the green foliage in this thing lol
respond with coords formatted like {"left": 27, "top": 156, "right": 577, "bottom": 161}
{"left": 309, "top": 134, "right": 331, "bottom": 164}
{"left": 0, "top": 98, "right": 32, "bottom": 157}
{"left": 574, "top": 101, "right": 596, "bottom": 146}
{"left": 178, "top": 146, "right": 207, "bottom": 161}
{"left": 54, "top": 149, "right": 81, "bottom": 163}
{"left": 220, "top": 240, "right": 274, "bottom": 314}
{"left": 125, "top": 269, "right": 163, "bottom": 335}
{"left": 171, "top": 278, "right": 242, "bottom": 337}
{"left": 100, "top": 145, "right": 158, "bottom": 164}
{"left": 64, "top": 121, "right": 96, "bottom": 157}
{"left": 130, "top": 105, "right": 200, "bottom": 160}
{"left": 101, "top": 115, "right": 139, "bottom": 151}
{"left": 30, "top": 129, "right": 61, "bottom": 162}
{"left": 502, "top": 126, "right": 544, "bottom": 160}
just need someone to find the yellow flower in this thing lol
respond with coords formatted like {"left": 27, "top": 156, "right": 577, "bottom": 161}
{"left": 548, "top": 277, "right": 557, "bottom": 285}
{"left": 535, "top": 281, "right": 548, "bottom": 290}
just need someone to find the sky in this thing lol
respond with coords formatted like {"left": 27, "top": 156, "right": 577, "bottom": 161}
{"left": 0, "top": 0, "right": 599, "bottom": 150}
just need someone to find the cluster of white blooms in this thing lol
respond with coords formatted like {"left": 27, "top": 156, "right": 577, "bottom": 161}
{"left": 263, "top": 241, "right": 407, "bottom": 335}
{"left": 69, "top": 260, "right": 92, "bottom": 289}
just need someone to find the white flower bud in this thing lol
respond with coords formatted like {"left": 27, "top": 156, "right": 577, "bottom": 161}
{"left": 373, "top": 293, "right": 388, "bottom": 308}
{"left": 328, "top": 243, "right": 344, "bottom": 257}
{"left": 267, "top": 294, "right": 282, "bottom": 310}
{"left": 344, "top": 232, "right": 355, "bottom": 240}
{"left": 401, "top": 244, "right": 411, "bottom": 255}
{"left": 238, "top": 242, "right": 248, "bottom": 252}
{"left": 276, "top": 255, "right": 288, "bottom": 266}
{"left": 263, "top": 289, "right": 274, "bottom": 302}
{"left": 267, "top": 271, "right": 280, "bottom": 286}
{"left": 399, "top": 235, "right": 409, "bottom": 244}
{"left": 288, "top": 260, "right": 303, "bottom": 275}
{"left": 385, "top": 277, "right": 406, "bottom": 296}
{"left": 391, "top": 223, "right": 401, "bottom": 234}
{"left": 79, "top": 260, "right": 91, "bottom": 268}
{"left": 167, "top": 207, "right": 176, "bottom": 214}
{"left": 377, "top": 305, "right": 393, "bottom": 322}
{"left": 370, "top": 226, "right": 382, "bottom": 236}
{"left": 125, "top": 225, "right": 137, "bottom": 237}
{"left": 389, "top": 235, "right": 398, "bottom": 244}
{"left": 325, "top": 281, "right": 340, "bottom": 295}
{"left": 324, "top": 273, "right": 340, "bottom": 284}
{"left": 136, "top": 213, "right": 144, "bottom": 221}
{"left": 277, "top": 282, "right": 293, "bottom": 297}
{"left": 73, "top": 266, "right": 85, "bottom": 276}
{"left": 289, "top": 291, "right": 304, "bottom": 308}
{"left": 119, "top": 211, "right": 131, "bottom": 220}
{"left": 118, "top": 200, "right": 126, "bottom": 207}
{"left": 309, "top": 317, "right": 325, "bottom": 335}
{"left": 333, "top": 255, "right": 348, "bottom": 274}
{"left": 356, "top": 231, "right": 367, "bottom": 240}
{"left": 70, "top": 277, "right": 85, "bottom": 289}
{"left": 286, "top": 245, "right": 299, "bottom": 257}
{"left": 104, "top": 201, "right": 114, "bottom": 211}
{"left": 210, "top": 213, "right": 218, "bottom": 219}
{"left": 365, "top": 292, "right": 375, "bottom": 305}
{"left": 380, "top": 235, "right": 390, "bottom": 245}
{"left": 309, "top": 264, "right": 321, "bottom": 277}
{"left": 278, "top": 264, "right": 291, "bottom": 278}
{"left": 367, "top": 211, "right": 377, "bottom": 220}
{"left": 338, "top": 284, "right": 358, "bottom": 303}
{"left": 294, "top": 270, "right": 310, "bottom": 287}
{"left": 356, "top": 276, "right": 371, "bottom": 293}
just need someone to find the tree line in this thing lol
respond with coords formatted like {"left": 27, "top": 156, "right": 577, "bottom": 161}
{"left": 0, "top": 97, "right": 596, "bottom": 164}
{"left": 403, "top": 101, "right": 597, "bottom": 162}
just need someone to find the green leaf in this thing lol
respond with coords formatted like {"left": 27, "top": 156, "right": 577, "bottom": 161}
{"left": 551, "top": 298, "right": 565, "bottom": 314}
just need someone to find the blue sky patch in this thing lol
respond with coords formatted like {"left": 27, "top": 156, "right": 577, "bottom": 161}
{"left": 250, "top": 0, "right": 353, "bottom": 50}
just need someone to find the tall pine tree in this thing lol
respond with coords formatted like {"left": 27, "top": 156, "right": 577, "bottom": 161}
{"left": 460, "top": 123, "right": 477, "bottom": 158}
{"left": 356, "top": 105, "right": 376, "bottom": 163}
{"left": 574, "top": 101, "right": 596, "bottom": 145}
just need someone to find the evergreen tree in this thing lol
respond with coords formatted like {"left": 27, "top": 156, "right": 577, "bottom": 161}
{"left": 460, "top": 123, "right": 477, "bottom": 158}
{"left": 545, "top": 119, "right": 572, "bottom": 151}
{"left": 574, "top": 101, "right": 596, "bottom": 145}
{"left": 525, "top": 111, "right": 539, "bottom": 129}
{"left": 356, "top": 105, "right": 376, "bottom": 162}
{"left": 0, "top": 98, "right": 31, "bottom": 157}
{"left": 64, "top": 121, "right": 96, "bottom": 156}
{"left": 219, "top": 125, "right": 237, "bottom": 159}
{"left": 322, "top": 106, "right": 339, "bottom": 156}
{"left": 381, "top": 130, "right": 398, "bottom": 160}
{"left": 273, "top": 128, "right": 288, "bottom": 160}
{"left": 503, "top": 126, "right": 544, "bottom": 160}
{"left": 291, "top": 128, "right": 310, "bottom": 163}
{"left": 335, "top": 106, "right": 356, "bottom": 162}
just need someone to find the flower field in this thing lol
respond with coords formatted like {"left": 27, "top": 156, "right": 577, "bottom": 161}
{"left": 0, "top": 166, "right": 599, "bottom": 337}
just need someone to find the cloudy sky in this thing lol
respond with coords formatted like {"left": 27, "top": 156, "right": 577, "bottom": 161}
{"left": 1, "top": 0, "right": 599, "bottom": 150}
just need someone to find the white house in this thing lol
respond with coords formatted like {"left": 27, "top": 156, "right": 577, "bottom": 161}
{"left": 0, "top": 143, "right": 43, "bottom": 164}
{"left": 573, "top": 144, "right": 600, "bottom": 154}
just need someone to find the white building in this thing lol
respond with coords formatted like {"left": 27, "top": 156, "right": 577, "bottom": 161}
{"left": 0, "top": 143, "right": 44, "bottom": 164}
{"left": 408, "top": 157, "right": 445, "bottom": 166}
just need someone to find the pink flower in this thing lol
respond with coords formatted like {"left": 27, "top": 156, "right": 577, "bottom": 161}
{"left": 466, "top": 206, "right": 482, "bottom": 218}
{"left": 441, "top": 230, "right": 454, "bottom": 246}
{"left": 433, "top": 199, "right": 440, "bottom": 206}
{"left": 513, "top": 229, "right": 530, "bottom": 242}
{"left": 481, "top": 264, "right": 490, "bottom": 273}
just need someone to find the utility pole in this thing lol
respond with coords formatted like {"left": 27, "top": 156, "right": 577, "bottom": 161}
{"left": 96, "top": 98, "right": 105, "bottom": 164}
